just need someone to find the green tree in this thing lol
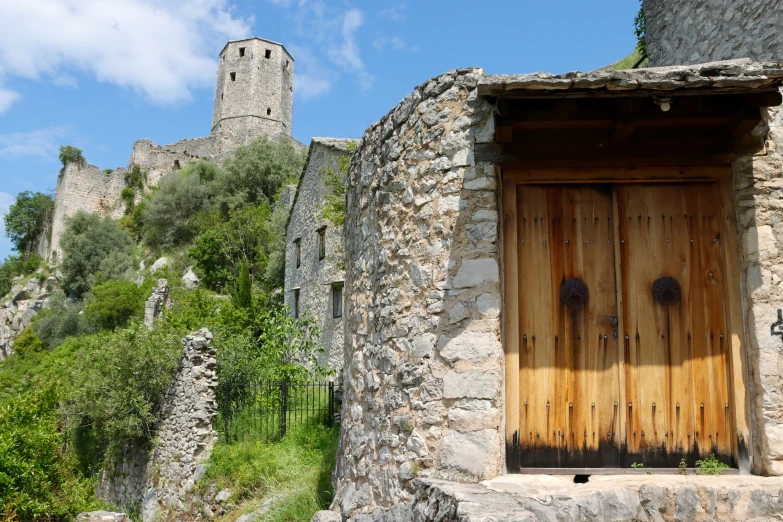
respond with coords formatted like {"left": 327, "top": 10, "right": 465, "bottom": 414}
{"left": 262, "top": 197, "right": 293, "bottom": 290}
{"left": 212, "top": 136, "right": 306, "bottom": 212}
{"left": 83, "top": 280, "right": 147, "bottom": 331}
{"left": 4, "top": 191, "right": 54, "bottom": 253}
{"left": 142, "top": 167, "right": 212, "bottom": 249}
{"left": 60, "top": 211, "right": 134, "bottom": 297}
{"left": 58, "top": 145, "right": 85, "bottom": 167}
{"left": 319, "top": 142, "right": 355, "bottom": 227}
{"left": 232, "top": 260, "right": 252, "bottom": 310}
{"left": 0, "top": 254, "right": 44, "bottom": 297}
{"left": 634, "top": 3, "right": 647, "bottom": 57}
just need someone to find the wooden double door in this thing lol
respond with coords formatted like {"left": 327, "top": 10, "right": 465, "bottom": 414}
{"left": 503, "top": 179, "right": 744, "bottom": 470}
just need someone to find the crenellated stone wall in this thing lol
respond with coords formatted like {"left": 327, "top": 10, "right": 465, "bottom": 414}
{"left": 644, "top": 0, "right": 783, "bottom": 66}
{"left": 47, "top": 163, "right": 127, "bottom": 262}
{"left": 334, "top": 67, "right": 501, "bottom": 518}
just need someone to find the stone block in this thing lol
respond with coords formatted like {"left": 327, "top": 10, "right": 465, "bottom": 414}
{"left": 453, "top": 258, "right": 499, "bottom": 289}
{"left": 439, "top": 429, "right": 498, "bottom": 477}
{"left": 443, "top": 370, "right": 500, "bottom": 399}
{"left": 438, "top": 331, "right": 499, "bottom": 363}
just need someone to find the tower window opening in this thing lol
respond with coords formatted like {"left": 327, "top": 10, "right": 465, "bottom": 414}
{"left": 265, "top": 49, "right": 272, "bottom": 59}
{"left": 267, "top": 108, "right": 272, "bottom": 116}
{"left": 293, "top": 289, "right": 300, "bottom": 318}
{"left": 239, "top": 47, "right": 245, "bottom": 57}
{"left": 230, "top": 72, "right": 236, "bottom": 81}
{"left": 294, "top": 238, "right": 301, "bottom": 268}
{"left": 285, "top": 59, "right": 290, "bottom": 68}
{"left": 332, "top": 283, "right": 344, "bottom": 319}
{"left": 222, "top": 55, "right": 225, "bottom": 63}
{"left": 317, "top": 227, "right": 326, "bottom": 260}
{"left": 173, "top": 160, "right": 181, "bottom": 170}
{"left": 221, "top": 93, "right": 223, "bottom": 100}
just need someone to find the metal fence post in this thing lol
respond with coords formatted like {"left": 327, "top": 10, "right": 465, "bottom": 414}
{"left": 223, "top": 379, "right": 231, "bottom": 444}
{"left": 281, "top": 381, "right": 288, "bottom": 438}
{"left": 328, "top": 381, "right": 335, "bottom": 428}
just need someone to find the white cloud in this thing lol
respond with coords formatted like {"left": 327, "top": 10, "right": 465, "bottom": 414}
{"left": 373, "top": 36, "right": 417, "bottom": 53}
{"left": 0, "top": 0, "right": 252, "bottom": 108}
{"left": 0, "top": 191, "right": 15, "bottom": 240}
{"left": 267, "top": 1, "right": 373, "bottom": 96}
{"left": 0, "top": 126, "right": 70, "bottom": 160}
{"left": 0, "top": 87, "right": 21, "bottom": 114}
{"left": 379, "top": 4, "right": 407, "bottom": 22}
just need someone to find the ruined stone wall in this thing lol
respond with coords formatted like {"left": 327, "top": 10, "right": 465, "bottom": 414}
{"left": 48, "top": 163, "right": 126, "bottom": 262}
{"left": 98, "top": 330, "right": 218, "bottom": 520}
{"left": 644, "top": 0, "right": 783, "bottom": 66}
{"left": 285, "top": 139, "right": 351, "bottom": 372}
{"left": 733, "top": 93, "right": 783, "bottom": 475}
{"left": 334, "top": 68, "right": 501, "bottom": 518}
{"left": 212, "top": 38, "right": 294, "bottom": 155}
{"left": 128, "top": 137, "right": 214, "bottom": 188}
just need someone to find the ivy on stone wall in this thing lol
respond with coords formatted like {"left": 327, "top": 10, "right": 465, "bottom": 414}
{"left": 319, "top": 141, "right": 355, "bottom": 228}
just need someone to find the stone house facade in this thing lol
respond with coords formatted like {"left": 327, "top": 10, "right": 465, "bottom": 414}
{"left": 330, "top": 61, "right": 783, "bottom": 520}
{"left": 285, "top": 138, "right": 352, "bottom": 372}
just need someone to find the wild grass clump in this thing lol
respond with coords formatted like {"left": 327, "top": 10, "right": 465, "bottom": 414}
{"left": 201, "top": 424, "right": 339, "bottom": 522}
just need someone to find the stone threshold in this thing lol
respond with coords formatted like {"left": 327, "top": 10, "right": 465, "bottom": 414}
{"left": 411, "top": 474, "right": 783, "bottom": 521}
{"left": 515, "top": 468, "right": 740, "bottom": 475}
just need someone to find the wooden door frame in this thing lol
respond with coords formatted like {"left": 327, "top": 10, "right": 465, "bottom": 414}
{"left": 500, "top": 165, "right": 752, "bottom": 473}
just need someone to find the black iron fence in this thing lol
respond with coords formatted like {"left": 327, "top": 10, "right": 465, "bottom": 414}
{"left": 219, "top": 380, "right": 340, "bottom": 443}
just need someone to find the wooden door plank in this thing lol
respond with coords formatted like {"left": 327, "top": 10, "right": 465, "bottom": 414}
{"left": 612, "top": 188, "right": 628, "bottom": 447}
{"left": 717, "top": 173, "right": 752, "bottom": 472}
{"left": 502, "top": 178, "right": 520, "bottom": 457}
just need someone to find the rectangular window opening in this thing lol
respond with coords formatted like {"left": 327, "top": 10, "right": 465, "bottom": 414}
{"left": 317, "top": 227, "right": 326, "bottom": 260}
{"left": 293, "top": 289, "right": 300, "bottom": 318}
{"left": 239, "top": 47, "right": 245, "bottom": 57}
{"left": 294, "top": 238, "right": 301, "bottom": 268}
{"left": 332, "top": 283, "right": 344, "bottom": 319}
{"left": 230, "top": 72, "right": 236, "bottom": 81}
{"left": 265, "top": 49, "right": 272, "bottom": 59}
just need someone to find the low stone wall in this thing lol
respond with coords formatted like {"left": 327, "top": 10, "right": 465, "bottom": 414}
{"left": 98, "top": 329, "right": 218, "bottom": 520}
{"left": 734, "top": 97, "right": 783, "bottom": 475}
{"left": 336, "top": 68, "right": 500, "bottom": 517}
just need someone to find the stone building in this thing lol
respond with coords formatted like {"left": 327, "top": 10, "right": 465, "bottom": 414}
{"left": 326, "top": 57, "right": 783, "bottom": 519}
{"left": 285, "top": 138, "right": 352, "bottom": 372}
{"left": 41, "top": 36, "right": 303, "bottom": 263}
{"left": 644, "top": 0, "right": 783, "bottom": 66}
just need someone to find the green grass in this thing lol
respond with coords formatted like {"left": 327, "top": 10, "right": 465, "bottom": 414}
{"left": 200, "top": 423, "right": 339, "bottom": 522}
{"left": 603, "top": 48, "right": 649, "bottom": 71}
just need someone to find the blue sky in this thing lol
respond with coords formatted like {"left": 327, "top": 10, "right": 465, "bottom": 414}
{"left": 0, "top": 0, "right": 640, "bottom": 260}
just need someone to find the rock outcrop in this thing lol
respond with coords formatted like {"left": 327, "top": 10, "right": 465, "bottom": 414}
{"left": 0, "top": 270, "right": 59, "bottom": 359}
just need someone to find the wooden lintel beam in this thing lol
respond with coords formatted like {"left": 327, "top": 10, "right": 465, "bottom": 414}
{"left": 742, "top": 91, "right": 783, "bottom": 108}
{"left": 611, "top": 121, "right": 636, "bottom": 141}
{"left": 730, "top": 107, "right": 762, "bottom": 137}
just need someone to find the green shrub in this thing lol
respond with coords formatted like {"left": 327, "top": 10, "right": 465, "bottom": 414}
{"left": 232, "top": 261, "right": 252, "bottom": 310}
{"left": 124, "top": 164, "right": 144, "bottom": 189}
{"left": 262, "top": 196, "right": 292, "bottom": 291}
{"left": 212, "top": 136, "right": 306, "bottom": 212}
{"left": 319, "top": 142, "right": 354, "bottom": 228}
{"left": 103, "top": 168, "right": 115, "bottom": 175}
{"left": 58, "top": 145, "right": 85, "bottom": 167}
{"left": 66, "top": 324, "right": 183, "bottom": 444}
{"left": 60, "top": 211, "right": 134, "bottom": 297}
{"left": 4, "top": 191, "right": 55, "bottom": 253}
{"left": 83, "top": 280, "right": 148, "bottom": 331}
{"left": 695, "top": 453, "right": 729, "bottom": 475}
{"left": 0, "top": 254, "right": 45, "bottom": 297}
{"left": 0, "top": 387, "right": 101, "bottom": 521}
{"left": 142, "top": 168, "right": 211, "bottom": 249}
{"left": 33, "top": 291, "right": 97, "bottom": 350}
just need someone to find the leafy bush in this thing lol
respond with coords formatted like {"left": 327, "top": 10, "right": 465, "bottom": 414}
{"left": 262, "top": 197, "right": 292, "bottom": 291}
{"left": 634, "top": 3, "right": 647, "bottom": 57}
{"left": 232, "top": 261, "right": 252, "bottom": 310}
{"left": 0, "top": 254, "right": 44, "bottom": 297}
{"left": 0, "top": 387, "right": 101, "bottom": 521}
{"left": 319, "top": 142, "right": 354, "bottom": 227}
{"left": 83, "top": 280, "right": 148, "bottom": 331}
{"left": 212, "top": 136, "right": 306, "bottom": 212}
{"left": 103, "top": 168, "right": 115, "bottom": 175}
{"left": 124, "top": 164, "right": 144, "bottom": 189}
{"left": 4, "top": 191, "right": 55, "bottom": 253}
{"left": 34, "top": 291, "right": 97, "bottom": 350}
{"left": 66, "top": 324, "right": 183, "bottom": 444}
{"left": 11, "top": 328, "right": 45, "bottom": 359}
{"left": 142, "top": 168, "right": 212, "bottom": 249}
{"left": 60, "top": 211, "right": 134, "bottom": 297}
{"left": 58, "top": 145, "right": 85, "bottom": 167}
{"left": 695, "top": 453, "right": 729, "bottom": 475}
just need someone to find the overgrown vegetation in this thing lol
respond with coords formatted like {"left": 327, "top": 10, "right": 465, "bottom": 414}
{"left": 4, "top": 191, "right": 55, "bottom": 253}
{"left": 0, "top": 135, "right": 325, "bottom": 521}
{"left": 634, "top": 3, "right": 647, "bottom": 58}
{"left": 58, "top": 145, "right": 85, "bottom": 167}
{"left": 200, "top": 424, "right": 339, "bottom": 522}
{"left": 695, "top": 454, "right": 729, "bottom": 475}
{"left": 319, "top": 142, "right": 355, "bottom": 228}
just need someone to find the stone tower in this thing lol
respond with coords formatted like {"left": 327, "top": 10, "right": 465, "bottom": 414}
{"left": 211, "top": 38, "right": 294, "bottom": 154}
